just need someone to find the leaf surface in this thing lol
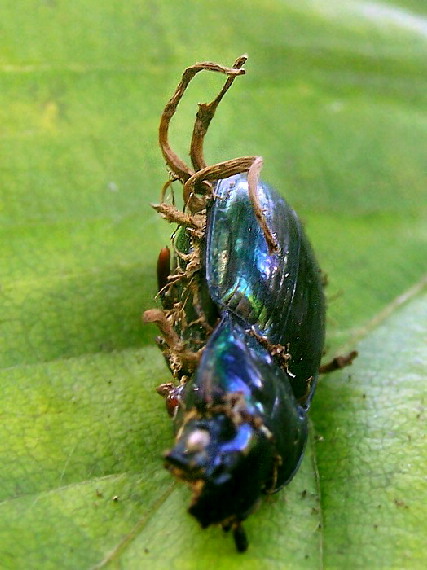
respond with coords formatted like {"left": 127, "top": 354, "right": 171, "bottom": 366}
{"left": 1, "top": 0, "right": 426, "bottom": 568}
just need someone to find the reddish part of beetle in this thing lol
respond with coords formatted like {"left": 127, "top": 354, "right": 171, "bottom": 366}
{"left": 157, "top": 247, "right": 171, "bottom": 293}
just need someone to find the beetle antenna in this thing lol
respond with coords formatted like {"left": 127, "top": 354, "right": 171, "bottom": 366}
{"left": 183, "top": 155, "right": 256, "bottom": 212}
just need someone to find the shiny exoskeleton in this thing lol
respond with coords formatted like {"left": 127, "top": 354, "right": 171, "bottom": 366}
{"left": 144, "top": 56, "right": 326, "bottom": 552}
{"left": 163, "top": 175, "right": 325, "bottom": 551}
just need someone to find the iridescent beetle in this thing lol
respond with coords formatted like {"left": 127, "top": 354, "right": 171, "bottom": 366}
{"left": 144, "top": 56, "right": 354, "bottom": 552}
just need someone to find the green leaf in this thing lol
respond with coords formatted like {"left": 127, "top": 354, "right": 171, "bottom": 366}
{"left": 314, "top": 292, "right": 427, "bottom": 569}
{"left": 1, "top": 0, "right": 426, "bottom": 568}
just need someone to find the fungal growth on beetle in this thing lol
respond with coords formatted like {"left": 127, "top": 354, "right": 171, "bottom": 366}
{"left": 143, "top": 56, "right": 353, "bottom": 552}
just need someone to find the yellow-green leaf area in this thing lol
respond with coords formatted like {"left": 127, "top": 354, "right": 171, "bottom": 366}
{"left": 1, "top": 0, "right": 426, "bottom": 568}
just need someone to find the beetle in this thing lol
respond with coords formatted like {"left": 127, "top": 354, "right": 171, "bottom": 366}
{"left": 143, "top": 56, "right": 350, "bottom": 552}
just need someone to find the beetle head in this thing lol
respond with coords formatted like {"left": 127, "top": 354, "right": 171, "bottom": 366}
{"left": 164, "top": 413, "right": 274, "bottom": 532}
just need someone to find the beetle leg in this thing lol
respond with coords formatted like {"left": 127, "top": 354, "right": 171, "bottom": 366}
{"left": 143, "top": 309, "right": 183, "bottom": 351}
{"left": 190, "top": 54, "right": 247, "bottom": 172}
{"left": 145, "top": 308, "right": 204, "bottom": 376}
{"left": 265, "top": 452, "right": 283, "bottom": 494}
{"left": 232, "top": 522, "right": 249, "bottom": 553}
{"left": 183, "top": 155, "right": 279, "bottom": 255}
{"left": 183, "top": 155, "right": 257, "bottom": 211}
{"left": 248, "top": 328, "right": 292, "bottom": 371}
{"left": 320, "top": 270, "right": 329, "bottom": 287}
{"left": 180, "top": 244, "right": 202, "bottom": 275}
{"left": 247, "top": 157, "right": 279, "bottom": 255}
{"left": 297, "top": 376, "right": 314, "bottom": 406}
{"left": 159, "top": 59, "right": 246, "bottom": 183}
{"left": 160, "top": 176, "right": 179, "bottom": 204}
{"left": 187, "top": 279, "right": 215, "bottom": 334}
{"left": 156, "top": 382, "right": 175, "bottom": 398}
{"left": 319, "top": 350, "right": 358, "bottom": 374}
{"left": 151, "top": 203, "right": 205, "bottom": 234}
{"left": 156, "top": 382, "right": 185, "bottom": 417}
